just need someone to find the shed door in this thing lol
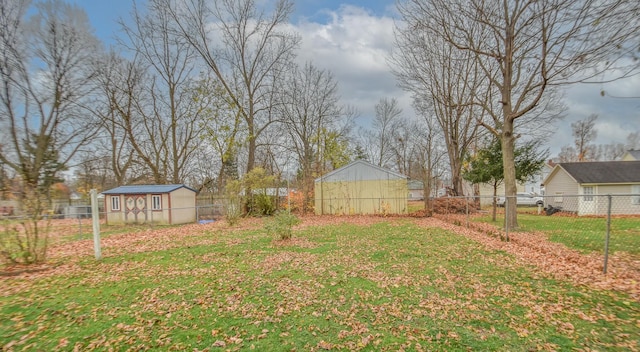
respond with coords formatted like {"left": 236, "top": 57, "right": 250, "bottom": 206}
{"left": 125, "top": 195, "right": 147, "bottom": 223}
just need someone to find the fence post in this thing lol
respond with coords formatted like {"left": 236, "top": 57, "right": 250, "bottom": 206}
{"left": 505, "top": 196, "right": 509, "bottom": 242}
{"left": 90, "top": 189, "right": 102, "bottom": 260}
{"left": 465, "top": 197, "right": 469, "bottom": 228}
{"left": 77, "top": 216, "right": 83, "bottom": 239}
{"left": 603, "top": 194, "right": 612, "bottom": 274}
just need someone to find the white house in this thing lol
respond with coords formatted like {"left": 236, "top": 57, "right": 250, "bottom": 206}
{"left": 542, "top": 161, "right": 640, "bottom": 215}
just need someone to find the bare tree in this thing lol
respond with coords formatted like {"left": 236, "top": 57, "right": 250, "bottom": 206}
{"left": 556, "top": 146, "right": 578, "bottom": 163}
{"left": 391, "top": 31, "right": 483, "bottom": 196}
{"left": 165, "top": 0, "right": 300, "bottom": 173}
{"left": 276, "top": 62, "right": 353, "bottom": 213}
{"left": 412, "top": 111, "right": 447, "bottom": 214}
{"left": 0, "top": 0, "right": 101, "bottom": 263}
{"left": 364, "top": 98, "right": 404, "bottom": 168}
{"left": 116, "top": 0, "right": 201, "bottom": 184}
{"left": 90, "top": 51, "right": 140, "bottom": 185}
{"left": 571, "top": 114, "right": 598, "bottom": 161}
{"left": 396, "top": 0, "right": 640, "bottom": 229}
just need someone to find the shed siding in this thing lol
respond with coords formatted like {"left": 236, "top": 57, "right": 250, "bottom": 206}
{"left": 103, "top": 185, "right": 196, "bottom": 225}
{"left": 169, "top": 187, "right": 197, "bottom": 224}
{"left": 314, "top": 179, "right": 408, "bottom": 215}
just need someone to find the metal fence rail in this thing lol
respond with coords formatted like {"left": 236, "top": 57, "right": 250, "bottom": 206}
{"left": 430, "top": 194, "right": 639, "bottom": 274}
{"left": 2, "top": 194, "right": 638, "bottom": 274}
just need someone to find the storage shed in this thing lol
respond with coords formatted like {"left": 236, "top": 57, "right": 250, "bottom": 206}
{"left": 314, "top": 160, "right": 408, "bottom": 215}
{"left": 102, "top": 184, "right": 197, "bottom": 225}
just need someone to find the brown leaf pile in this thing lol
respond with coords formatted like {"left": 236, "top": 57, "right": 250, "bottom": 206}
{"left": 424, "top": 214, "right": 640, "bottom": 301}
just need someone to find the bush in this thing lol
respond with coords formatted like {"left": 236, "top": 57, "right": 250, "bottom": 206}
{"left": 247, "top": 193, "right": 275, "bottom": 216}
{"left": 225, "top": 200, "right": 242, "bottom": 226}
{"left": 264, "top": 211, "right": 301, "bottom": 240}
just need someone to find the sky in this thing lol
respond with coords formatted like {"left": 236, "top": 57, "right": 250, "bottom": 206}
{"left": 74, "top": 0, "right": 640, "bottom": 158}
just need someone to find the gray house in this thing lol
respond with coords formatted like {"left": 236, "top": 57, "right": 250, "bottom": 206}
{"left": 542, "top": 161, "right": 640, "bottom": 215}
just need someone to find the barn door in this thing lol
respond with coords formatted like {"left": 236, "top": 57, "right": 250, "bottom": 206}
{"left": 125, "top": 195, "right": 147, "bottom": 223}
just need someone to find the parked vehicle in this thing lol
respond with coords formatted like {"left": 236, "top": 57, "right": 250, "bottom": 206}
{"left": 497, "top": 193, "right": 544, "bottom": 207}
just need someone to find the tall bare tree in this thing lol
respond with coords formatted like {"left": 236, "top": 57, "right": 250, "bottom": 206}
{"left": 365, "top": 98, "right": 404, "bottom": 168}
{"left": 396, "top": 0, "right": 640, "bottom": 229}
{"left": 165, "top": 0, "right": 300, "bottom": 173}
{"left": 391, "top": 32, "right": 483, "bottom": 196}
{"left": 0, "top": 0, "right": 101, "bottom": 263}
{"left": 116, "top": 0, "right": 201, "bottom": 184}
{"left": 572, "top": 114, "right": 598, "bottom": 161}
{"left": 276, "top": 62, "right": 353, "bottom": 212}
{"left": 91, "top": 51, "right": 140, "bottom": 185}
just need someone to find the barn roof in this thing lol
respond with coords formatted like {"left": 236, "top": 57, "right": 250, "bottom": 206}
{"left": 551, "top": 161, "right": 640, "bottom": 184}
{"left": 315, "top": 160, "right": 408, "bottom": 182}
{"left": 102, "top": 184, "right": 196, "bottom": 195}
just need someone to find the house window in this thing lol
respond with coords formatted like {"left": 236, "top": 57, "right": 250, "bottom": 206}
{"left": 632, "top": 185, "right": 640, "bottom": 205}
{"left": 111, "top": 196, "right": 120, "bottom": 211}
{"left": 152, "top": 195, "right": 162, "bottom": 210}
{"left": 554, "top": 192, "right": 563, "bottom": 203}
{"left": 583, "top": 186, "right": 594, "bottom": 201}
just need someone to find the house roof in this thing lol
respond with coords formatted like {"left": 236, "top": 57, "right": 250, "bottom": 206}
{"left": 102, "top": 184, "right": 196, "bottom": 195}
{"left": 547, "top": 161, "right": 640, "bottom": 184}
{"left": 315, "top": 160, "right": 408, "bottom": 182}
{"left": 408, "top": 180, "right": 424, "bottom": 190}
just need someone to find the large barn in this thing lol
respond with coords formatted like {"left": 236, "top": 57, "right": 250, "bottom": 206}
{"left": 314, "top": 160, "right": 408, "bottom": 215}
{"left": 102, "top": 184, "right": 197, "bottom": 225}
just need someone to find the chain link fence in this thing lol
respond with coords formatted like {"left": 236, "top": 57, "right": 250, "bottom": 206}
{"left": 431, "top": 194, "right": 640, "bottom": 274}
{"left": 2, "top": 193, "right": 638, "bottom": 274}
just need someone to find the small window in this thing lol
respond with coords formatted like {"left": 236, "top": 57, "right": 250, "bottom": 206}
{"left": 111, "top": 196, "right": 120, "bottom": 211}
{"left": 583, "top": 186, "right": 594, "bottom": 201}
{"left": 152, "top": 195, "right": 162, "bottom": 210}
{"left": 632, "top": 185, "right": 640, "bottom": 205}
{"left": 554, "top": 192, "right": 564, "bottom": 203}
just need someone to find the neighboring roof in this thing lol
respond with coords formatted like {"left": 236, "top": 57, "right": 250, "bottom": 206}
{"left": 622, "top": 150, "right": 640, "bottom": 160}
{"left": 544, "top": 161, "right": 640, "bottom": 185}
{"left": 315, "top": 160, "right": 408, "bottom": 182}
{"left": 102, "top": 184, "right": 197, "bottom": 195}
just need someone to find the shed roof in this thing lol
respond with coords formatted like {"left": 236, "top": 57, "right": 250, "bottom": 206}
{"left": 315, "top": 160, "right": 407, "bottom": 182}
{"left": 549, "top": 161, "right": 640, "bottom": 184}
{"left": 102, "top": 184, "right": 196, "bottom": 195}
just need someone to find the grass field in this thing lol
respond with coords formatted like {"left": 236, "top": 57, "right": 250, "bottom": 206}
{"left": 474, "top": 212, "right": 640, "bottom": 255}
{"left": 1, "top": 219, "right": 638, "bottom": 351}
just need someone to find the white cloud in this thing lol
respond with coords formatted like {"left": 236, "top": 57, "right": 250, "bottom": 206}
{"left": 291, "top": 5, "right": 403, "bottom": 123}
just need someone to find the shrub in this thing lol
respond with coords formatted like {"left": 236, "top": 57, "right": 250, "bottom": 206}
{"left": 264, "top": 211, "right": 301, "bottom": 240}
{"left": 247, "top": 193, "right": 275, "bottom": 216}
{"left": 225, "top": 199, "right": 242, "bottom": 226}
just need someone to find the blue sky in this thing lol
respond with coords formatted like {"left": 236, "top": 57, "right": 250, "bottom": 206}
{"left": 75, "top": 0, "right": 396, "bottom": 42}
{"left": 72, "top": 0, "right": 639, "bottom": 157}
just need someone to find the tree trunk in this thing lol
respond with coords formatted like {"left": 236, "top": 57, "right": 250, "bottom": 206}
{"left": 501, "top": 122, "right": 518, "bottom": 230}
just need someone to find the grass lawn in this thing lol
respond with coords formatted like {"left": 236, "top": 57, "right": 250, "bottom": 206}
{"left": 474, "top": 212, "right": 640, "bottom": 255}
{"left": 1, "top": 220, "right": 638, "bottom": 351}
